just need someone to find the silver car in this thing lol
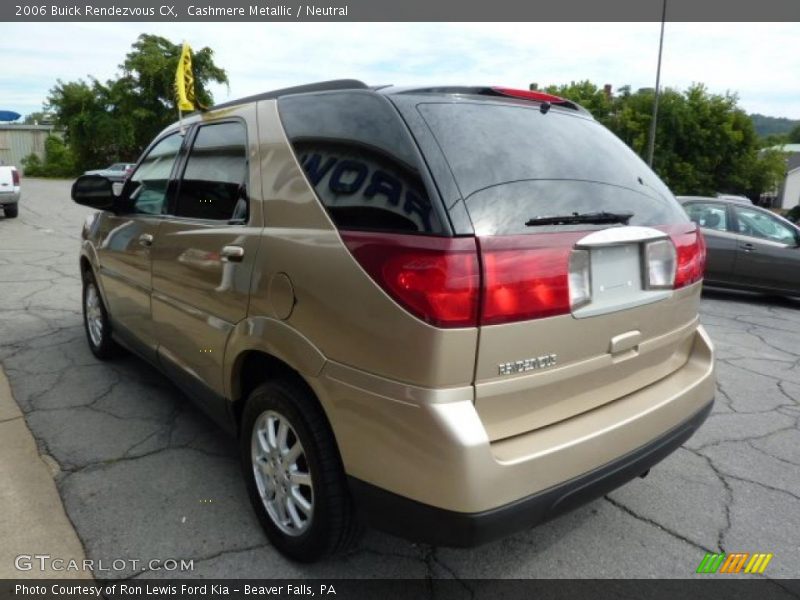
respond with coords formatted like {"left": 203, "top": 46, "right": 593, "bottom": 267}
{"left": 83, "top": 162, "right": 135, "bottom": 182}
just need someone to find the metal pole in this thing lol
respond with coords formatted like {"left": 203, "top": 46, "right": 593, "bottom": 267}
{"left": 647, "top": 0, "right": 667, "bottom": 167}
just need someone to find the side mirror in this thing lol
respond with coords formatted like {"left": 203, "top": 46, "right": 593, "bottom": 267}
{"left": 71, "top": 175, "right": 117, "bottom": 211}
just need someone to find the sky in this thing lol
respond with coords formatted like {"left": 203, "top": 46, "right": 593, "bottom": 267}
{"left": 1, "top": 22, "right": 799, "bottom": 120}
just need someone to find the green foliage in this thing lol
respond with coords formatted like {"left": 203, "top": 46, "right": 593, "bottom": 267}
{"left": 760, "top": 133, "right": 789, "bottom": 148}
{"left": 20, "top": 135, "right": 76, "bottom": 177}
{"left": 20, "top": 153, "right": 43, "bottom": 175}
{"left": 45, "top": 34, "right": 228, "bottom": 173}
{"left": 550, "top": 81, "right": 785, "bottom": 199}
{"left": 749, "top": 113, "right": 800, "bottom": 137}
{"left": 788, "top": 124, "right": 800, "bottom": 144}
{"left": 544, "top": 80, "right": 612, "bottom": 123}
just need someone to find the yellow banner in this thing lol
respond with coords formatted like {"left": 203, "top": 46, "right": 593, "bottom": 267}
{"left": 175, "top": 42, "right": 196, "bottom": 112}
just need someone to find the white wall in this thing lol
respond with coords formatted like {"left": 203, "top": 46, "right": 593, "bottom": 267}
{"left": 782, "top": 168, "right": 800, "bottom": 209}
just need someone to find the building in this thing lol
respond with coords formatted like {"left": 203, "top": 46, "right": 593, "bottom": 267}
{"left": 772, "top": 144, "right": 800, "bottom": 210}
{"left": 0, "top": 124, "right": 57, "bottom": 169}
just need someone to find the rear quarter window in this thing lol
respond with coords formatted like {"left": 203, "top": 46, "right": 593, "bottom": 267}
{"left": 278, "top": 92, "right": 445, "bottom": 234}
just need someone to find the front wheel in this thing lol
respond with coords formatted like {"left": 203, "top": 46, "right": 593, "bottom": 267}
{"left": 240, "top": 379, "right": 361, "bottom": 562}
{"left": 82, "top": 271, "right": 120, "bottom": 359}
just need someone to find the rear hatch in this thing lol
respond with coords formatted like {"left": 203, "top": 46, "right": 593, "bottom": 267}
{"left": 396, "top": 93, "right": 705, "bottom": 441}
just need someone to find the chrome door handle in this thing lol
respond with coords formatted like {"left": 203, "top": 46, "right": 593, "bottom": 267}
{"left": 220, "top": 245, "right": 245, "bottom": 262}
{"left": 138, "top": 233, "right": 154, "bottom": 247}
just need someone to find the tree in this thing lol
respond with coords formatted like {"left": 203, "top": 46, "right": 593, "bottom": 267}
{"left": 550, "top": 81, "right": 784, "bottom": 199}
{"left": 45, "top": 34, "right": 228, "bottom": 172}
{"left": 21, "top": 135, "right": 75, "bottom": 177}
{"left": 544, "top": 80, "right": 612, "bottom": 122}
{"left": 788, "top": 124, "right": 800, "bottom": 144}
{"left": 117, "top": 34, "right": 228, "bottom": 153}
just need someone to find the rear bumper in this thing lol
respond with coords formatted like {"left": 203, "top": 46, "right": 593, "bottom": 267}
{"left": 0, "top": 191, "right": 20, "bottom": 204}
{"left": 317, "top": 324, "right": 715, "bottom": 541}
{"left": 348, "top": 400, "right": 712, "bottom": 547}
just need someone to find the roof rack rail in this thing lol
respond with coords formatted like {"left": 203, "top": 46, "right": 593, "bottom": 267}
{"left": 212, "top": 79, "right": 368, "bottom": 110}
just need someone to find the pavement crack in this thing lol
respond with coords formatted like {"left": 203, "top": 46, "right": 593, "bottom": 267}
{"left": 685, "top": 450, "right": 733, "bottom": 552}
{"left": 603, "top": 495, "right": 714, "bottom": 554}
{"left": 129, "top": 542, "right": 270, "bottom": 578}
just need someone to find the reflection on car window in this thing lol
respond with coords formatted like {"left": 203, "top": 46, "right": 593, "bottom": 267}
{"left": 176, "top": 121, "right": 248, "bottom": 221}
{"left": 279, "top": 92, "right": 443, "bottom": 234}
{"left": 129, "top": 134, "right": 183, "bottom": 215}
{"left": 685, "top": 203, "right": 729, "bottom": 232}
{"left": 735, "top": 207, "right": 797, "bottom": 244}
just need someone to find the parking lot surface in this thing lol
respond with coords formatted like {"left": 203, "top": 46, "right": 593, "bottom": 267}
{"left": 1, "top": 178, "right": 798, "bottom": 579}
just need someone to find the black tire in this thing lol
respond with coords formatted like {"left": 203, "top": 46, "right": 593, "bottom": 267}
{"left": 81, "top": 270, "right": 120, "bottom": 359}
{"left": 4, "top": 204, "right": 18, "bottom": 218}
{"left": 240, "top": 379, "right": 362, "bottom": 562}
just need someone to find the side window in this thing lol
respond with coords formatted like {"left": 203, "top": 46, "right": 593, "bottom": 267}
{"left": 735, "top": 207, "right": 798, "bottom": 244}
{"left": 175, "top": 122, "right": 248, "bottom": 222}
{"left": 684, "top": 202, "right": 729, "bottom": 232}
{"left": 128, "top": 134, "right": 183, "bottom": 215}
{"left": 278, "top": 92, "right": 443, "bottom": 234}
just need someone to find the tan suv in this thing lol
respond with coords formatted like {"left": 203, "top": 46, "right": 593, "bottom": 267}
{"left": 72, "top": 80, "right": 715, "bottom": 562}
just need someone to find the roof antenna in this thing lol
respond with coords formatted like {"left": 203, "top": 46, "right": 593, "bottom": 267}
{"left": 540, "top": 101, "right": 551, "bottom": 114}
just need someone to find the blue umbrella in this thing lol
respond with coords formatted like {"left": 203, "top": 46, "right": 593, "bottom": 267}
{"left": 0, "top": 110, "right": 22, "bottom": 122}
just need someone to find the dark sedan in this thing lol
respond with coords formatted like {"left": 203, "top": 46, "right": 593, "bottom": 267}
{"left": 678, "top": 196, "right": 800, "bottom": 296}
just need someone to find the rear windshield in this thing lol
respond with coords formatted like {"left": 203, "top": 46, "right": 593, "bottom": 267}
{"left": 417, "top": 101, "right": 688, "bottom": 235}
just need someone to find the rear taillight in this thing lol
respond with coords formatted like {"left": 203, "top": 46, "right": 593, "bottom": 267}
{"left": 341, "top": 231, "right": 480, "bottom": 328}
{"left": 342, "top": 226, "right": 704, "bottom": 329}
{"left": 12, "top": 169, "right": 19, "bottom": 185}
{"left": 669, "top": 226, "right": 706, "bottom": 288}
{"left": 479, "top": 233, "right": 582, "bottom": 325}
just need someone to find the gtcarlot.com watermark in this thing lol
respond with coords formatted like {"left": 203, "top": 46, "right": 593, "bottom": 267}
{"left": 15, "top": 554, "right": 194, "bottom": 573}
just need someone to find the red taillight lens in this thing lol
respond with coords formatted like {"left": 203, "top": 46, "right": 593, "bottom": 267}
{"left": 669, "top": 226, "right": 706, "bottom": 288}
{"left": 341, "top": 231, "right": 480, "bottom": 328}
{"left": 12, "top": 169, "right": 20, "bottom": 185}
{"left": 479, "top": 233, "right": 582, "bottom": 325}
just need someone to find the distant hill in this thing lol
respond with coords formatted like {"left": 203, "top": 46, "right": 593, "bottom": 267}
{"left": 750, "top": 113, "right": 800, "bottom": 137}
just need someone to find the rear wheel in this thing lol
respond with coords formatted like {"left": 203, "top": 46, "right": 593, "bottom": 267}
{"left": 3, "top": 204, "right": 18, "bottom": 218}
{"left": 82, "top": 270, "right": 120, "bottom": 359}
{"left": 240, "top": 379, "right": 361, "bottom": 561}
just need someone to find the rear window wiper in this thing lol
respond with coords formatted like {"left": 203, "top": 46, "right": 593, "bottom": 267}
{"left": 525, "top": 211, "right": 634, "bottom": 227}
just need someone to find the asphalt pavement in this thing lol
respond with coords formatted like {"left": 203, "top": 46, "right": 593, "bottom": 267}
{"left": 1, "top": 178, "right": 798, "bottom": 580}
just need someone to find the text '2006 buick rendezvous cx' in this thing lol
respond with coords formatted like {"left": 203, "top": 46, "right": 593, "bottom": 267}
{"left": 72, "top": 80, "right": 715, "bottom": 562}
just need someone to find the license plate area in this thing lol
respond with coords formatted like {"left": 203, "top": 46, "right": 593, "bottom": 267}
{"left": 572, "top": 227, "right": 673, "bottom": 319}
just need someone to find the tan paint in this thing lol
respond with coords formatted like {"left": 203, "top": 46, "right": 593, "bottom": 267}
{"left": 268, "top": 273, "right": 295, "bottom": 320}
{"left": 92, "top": 216, "right": 162, "bottom": 359}
{"left": 313, "top": 326, "right": 713, "bottom": 512}
{"left": 150, "top": 103, "right": 262, "bottom": 398}
{"left": 474, "top": 283, "right": 703, "bottom": 440}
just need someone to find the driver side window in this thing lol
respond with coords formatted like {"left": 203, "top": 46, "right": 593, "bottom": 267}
{"left": 127, "top": 134, "right": 183, "bottom": 215}
{"left": 734, "top": 207, "right": 798, "bottom": 245}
